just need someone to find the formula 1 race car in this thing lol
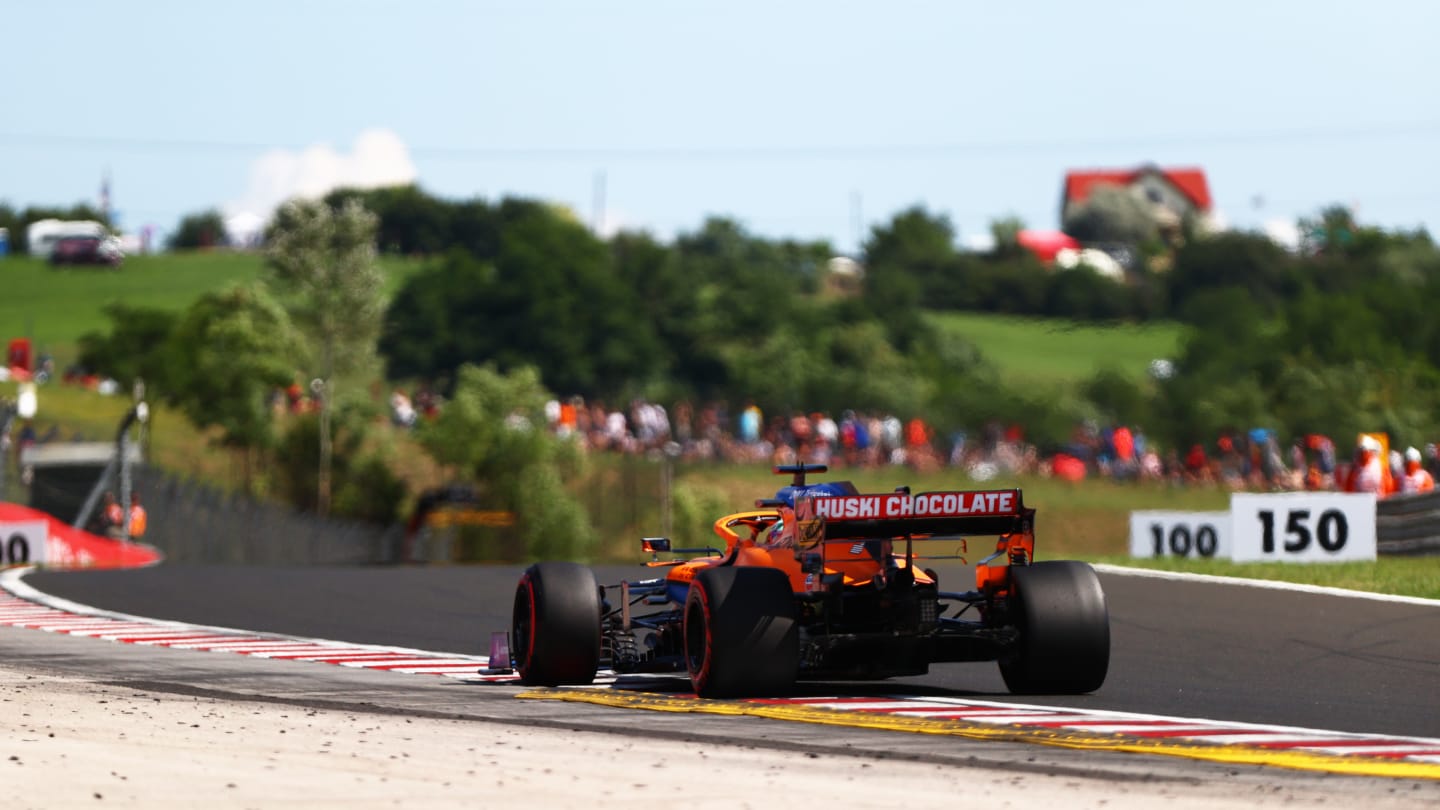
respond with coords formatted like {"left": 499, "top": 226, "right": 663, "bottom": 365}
{"left": 511, "top": 464, "right": 1109, "bottom": 697}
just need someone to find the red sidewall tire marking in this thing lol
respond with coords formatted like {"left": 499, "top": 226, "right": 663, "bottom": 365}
{"left": 520, "top": 575, "right": 538, "bottom": 674}
{"left": 688, "top": 584, "right": 714, "bottom": 691}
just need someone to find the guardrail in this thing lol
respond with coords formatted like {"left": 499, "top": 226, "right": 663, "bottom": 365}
{"left": 1377, "top": 490, "right": 1440, "bottom": 555}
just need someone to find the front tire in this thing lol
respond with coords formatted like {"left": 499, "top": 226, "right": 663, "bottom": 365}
{"left": 684, "top": 566, "right": 798, "bottom": 698}
{"left": 999, "top": 561, "right": 1110, "bottom": 695}
{"left": 512, "top": 561, "right": 601, "bottom": 686}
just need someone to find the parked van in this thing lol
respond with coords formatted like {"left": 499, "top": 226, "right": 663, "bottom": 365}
{"left": 26, "top": 219, "right": 108, "bottom": 259}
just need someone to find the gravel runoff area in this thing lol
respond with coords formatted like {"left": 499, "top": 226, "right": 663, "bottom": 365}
{"left": 1, "top": 666, "right": 1436, "bottom": 809}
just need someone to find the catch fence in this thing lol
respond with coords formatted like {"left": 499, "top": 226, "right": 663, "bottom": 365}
{"left": 132, "top": 456, "right": 666, "bottom": 566}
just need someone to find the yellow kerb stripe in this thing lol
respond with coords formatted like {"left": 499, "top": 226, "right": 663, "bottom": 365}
{"left": 516, "top": 689, "right": 1440, "bottom": 781}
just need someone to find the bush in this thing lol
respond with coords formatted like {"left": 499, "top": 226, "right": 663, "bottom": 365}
{"left": 670, "top": 482, "right": 733, "bottom": 549}
{"left": 1044, "top": 267, "right": 1131, "bottom": 320}
{"left": 331, "top": 455, "right": 408, "bottom": 526}
{"left": 513, "top": 464, "right": 597, "bottom": 561}
{"left": 169, "top": 209, "right": 229, "bottom": 250}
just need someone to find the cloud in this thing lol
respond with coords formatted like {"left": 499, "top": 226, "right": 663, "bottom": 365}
{"left": 226, "top": 128, "right": 418, "bottom": 239}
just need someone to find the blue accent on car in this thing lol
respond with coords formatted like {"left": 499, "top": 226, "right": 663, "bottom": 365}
{"left": 666, "top": 582, "right": 690, "bottom": 606}
{"left": 773, "top": 481, "right": 855, "bottom": 507}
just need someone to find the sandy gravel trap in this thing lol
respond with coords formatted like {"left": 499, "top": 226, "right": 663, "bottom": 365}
{"left": 2, "top": 667, "right": 1436, "bottom": 809}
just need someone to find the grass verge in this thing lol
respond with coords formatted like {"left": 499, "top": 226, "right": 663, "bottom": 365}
{"left": 1090, "top": 554, "right": 1440, "bottom": 601}
{"left": 675, "top": 465, "right": 1438, "bottom": 600}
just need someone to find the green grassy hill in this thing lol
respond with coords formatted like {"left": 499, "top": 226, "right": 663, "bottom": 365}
{"left": 3, "top": 251, "right": 1188, "bottom": 387}
{"left": 1, "top": 251, "right": 426, "bottom": 364}
{"left": 928, "top": 311, "right": 1185, "bottom": 387}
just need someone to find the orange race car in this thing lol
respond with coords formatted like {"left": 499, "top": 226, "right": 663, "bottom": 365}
{"left": 511, "top": 464, "right": 1109, "bottom": 697}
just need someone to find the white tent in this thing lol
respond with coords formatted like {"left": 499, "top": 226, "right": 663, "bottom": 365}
{"left": 224, "top": 211, "right": 266, "bottom": 248}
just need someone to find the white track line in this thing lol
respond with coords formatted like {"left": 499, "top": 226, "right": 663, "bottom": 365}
{"left": 1093, "top": 563, "right": 1440, "bottom": 607}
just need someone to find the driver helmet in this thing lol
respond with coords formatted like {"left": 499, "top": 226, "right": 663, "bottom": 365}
{"left": 767, "top": 518, "right": 785, "bottom": 544}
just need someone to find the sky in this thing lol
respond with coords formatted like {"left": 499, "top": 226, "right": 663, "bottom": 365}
{"left": 3, "top": 0, "right": 1438, "bottom": 254}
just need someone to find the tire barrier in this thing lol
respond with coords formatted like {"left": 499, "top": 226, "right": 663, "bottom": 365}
{"left": 1376, "top": 490, "right": 1440, "bottom": 556}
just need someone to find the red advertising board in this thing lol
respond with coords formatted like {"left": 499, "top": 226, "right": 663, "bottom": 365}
{"left": 0, "top": 502, "right": 163, "bottom": 569}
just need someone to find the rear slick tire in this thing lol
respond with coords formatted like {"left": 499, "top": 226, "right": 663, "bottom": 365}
{"left": 684, "top": 566, "right": 798, "bottom": 698}
{"left": 512, "top": 561, "right": 602, "bottom": 686}
{"left": 999, "top": 560, "right": 1110, "bottom": 695}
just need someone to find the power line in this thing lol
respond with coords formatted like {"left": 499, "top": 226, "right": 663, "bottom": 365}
{"left": 2, "top": 121, "right": 1439, "bottom": 162}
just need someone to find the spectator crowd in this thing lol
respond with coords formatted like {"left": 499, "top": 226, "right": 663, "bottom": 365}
{"left": 382, "top": 388, "right": 1440, "bottom": 500}
{"left": 34, "top": 367, "right": 1437, "bottom": 504}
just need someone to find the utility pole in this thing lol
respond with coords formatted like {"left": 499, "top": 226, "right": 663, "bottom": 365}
{"left": 0, "top": 398, "right": 16, "bottom": 499}
{"left": 850, "top": 189, "right": 864, "bottom": 255}
{"left": 593, "top": 170, "right": 607, "bottom": 235}
{"left": 100, "top": 168, "right": 112, "bottom": 225}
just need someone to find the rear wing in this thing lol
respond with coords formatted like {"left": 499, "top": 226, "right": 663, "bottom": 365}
{"left": 793, "top": 489, "right": 1033, "bottom": 547}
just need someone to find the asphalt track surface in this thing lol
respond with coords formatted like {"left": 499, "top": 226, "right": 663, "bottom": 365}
{"left": 24, "top": 562, "right": 1440, "bottom": 740}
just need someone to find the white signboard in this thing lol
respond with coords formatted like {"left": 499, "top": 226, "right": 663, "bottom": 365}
{"left": 1229, "top": 492, "right": 1376, "bottom": 563}
{"left": 1129, "top": 511, "right": 1231, "bottom": 560}
{"left": 0, "top": 521, "right": 48, "bottom": 567}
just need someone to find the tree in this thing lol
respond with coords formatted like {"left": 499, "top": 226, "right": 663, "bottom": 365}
{"left": 863, "top": 207, "right": 954, "bottom": 305}
{"left": 1044, "top": 266, "right": 1131, "bottom": 321}
{"left": 165, "top": 285, "right": 297, "bottom": 491}
{"left": 859, "top": 207, "right": 957, "bottom": 345}
{"left": 1299, "top": 205, "right": 1360, "bottom": 257}
{"left": 1082, "top": 368, "right": 1150, "bottom": 427}
{"left": 325, "top": 184, "right": 463, "bottom": 255}
{"left": 1168, "top": 231, "right": 1292, "bottom": 317}
{"left": 380, "top": 250, "right": 494, "bottom": 385}
{"left": 864, "top": 206, "right": 956, "bottom": 271}
{"left": 0, "top": 203, "right": 19, "bottom": 253}
{"left": 671, "top": 217, "right": 831, "bottom": 395}
{"left": 611, "top": 230, "right": 704, "bottom": 394}
{"left": 380, "top": 204, "right": 662, "bottom": 399}
{"left": 76, "top": 304, "right": 182, "bottom": 396}
{"left": 265, "top": 198, "right": 385, "bottom": 516}
{"left": 415, "top": 363, "right": 595, "bottom": 560}
{"left": 169, "top": 209, "right": 229, "bottom": 250}
{"left": 943, "top": 256, "right": 1050, "bottom": 315}
{"left": 1062, "top": 185, "right": 1159, "bottom": 246}
{"left": 989, "top": 215, "right": 1027, "bottom": 260}
{"left": 482, "top": 205, "right": 660, "bottom": 396}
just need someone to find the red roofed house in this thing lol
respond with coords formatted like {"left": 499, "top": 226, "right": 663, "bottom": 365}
{"left": 1061, "top": 165, "right": 1214, "bottom": 233}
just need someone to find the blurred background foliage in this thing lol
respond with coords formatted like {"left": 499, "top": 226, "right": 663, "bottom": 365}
{"left": 14, "top": 185, "right": 1440, "bottom": 561}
